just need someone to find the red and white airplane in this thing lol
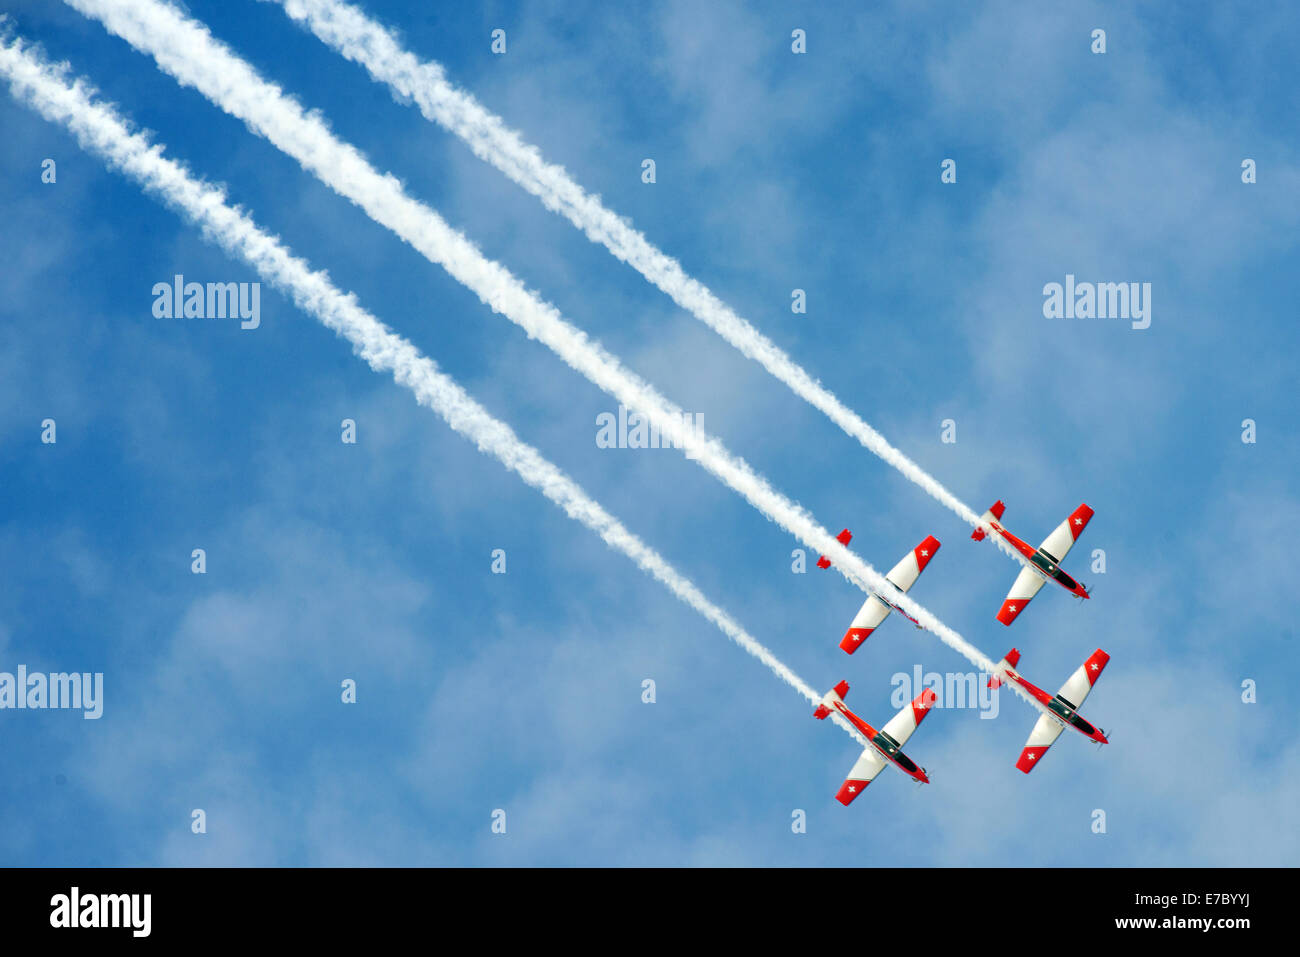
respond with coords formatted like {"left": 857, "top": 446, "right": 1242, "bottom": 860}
{"left": 817, "top": 530, "right": 941, "bottom": 653}
{"left": 971, "top": 500, "right": 1094, "bottom": 625}
{"left": 988, "top": 648, "right": 1110, "bottom": 772}
{"left": 814, "top": 681, "right": 937, "bottom": 803}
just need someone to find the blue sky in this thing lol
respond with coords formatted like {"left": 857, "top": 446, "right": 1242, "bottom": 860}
{"left": 1, "top": 0, "right": 1297, "bottom": 865}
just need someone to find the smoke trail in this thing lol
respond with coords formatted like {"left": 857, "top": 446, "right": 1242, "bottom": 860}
{"left": 0, "top": 31, "right": 872, "bottom": 745}
{"left": 270, "top": 0, "right": 1022, "bottom": 566}
{"left": 67, "top": 0, "right": 1044, "bottom": 712}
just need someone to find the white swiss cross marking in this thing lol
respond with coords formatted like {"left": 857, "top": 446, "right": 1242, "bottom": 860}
{"left": 1090, "top": 662, "right": 1099, "bottom": 671}
{"left": 847, "top": 785, "right": 856, "bottom": 793}
{"left": 1027, "top": 751, "right": 1037, "bottom": 760}
{"left": 1074, "top": 517, "right": 1083, "bottom": 525}
{"left": 920, "top": 549, "right": 929, "bottom": 557}
{"left": 1008, "top": 605, "right": 1017, "bottom": 613}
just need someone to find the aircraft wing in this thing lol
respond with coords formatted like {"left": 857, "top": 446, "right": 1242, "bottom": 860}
{"left": 996, "top": 566, "right": 1047, "bottom": 625}
{"left": 840, "top": 594, "right": 893, "bottom": 653}
{"left": 839, "top": 536, "right": 940, "bottom": 652}
{"left": 1036, "top": 504, "right": 1095, "bottom": 564}
{"left": 880, "top": 687, "right": 937, "bottom": 748}
{"left": 1058, "top": 648, "right": 1110, "bottom": 708}
{"left": 1015, "top": 714, "right": 1067, "bottom": 772}
{"left": 835, "top": 748, "right": 887, "bottom": 805}
{"left": 882, "top": 535, "right": 941, "bottom": 593}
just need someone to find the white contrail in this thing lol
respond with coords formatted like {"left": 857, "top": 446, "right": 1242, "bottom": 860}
{"left": 268, "top": 0, "right": 1022, "bottom": 566}
{"left": 67, "top": 0, "right": 1046, "bottom": 713}
{"left": 0, "top": 30, "right": 873, "bottom": 744}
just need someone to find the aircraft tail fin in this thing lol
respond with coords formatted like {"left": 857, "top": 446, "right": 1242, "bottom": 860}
{"left": 988, "top": 648, "right": 1021, "bottom": 689}
{"left": 813, "top": 680, "right": 850, "bottom": 719}
{"left": 817, "top": 529, "right": 853, "bottom": 569}
{"left": 971, "top": 501, "right": 1006, "bottom": 541}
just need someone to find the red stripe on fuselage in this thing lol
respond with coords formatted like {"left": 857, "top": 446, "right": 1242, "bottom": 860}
{"left": 1005, "top": 670, "right": 1053, "bottom": 708}
{"left": 831, "top": 700, "right": 876, "bottom": 740}
{"left": 993, "top": 524, "right": 1037, "bottom": 560}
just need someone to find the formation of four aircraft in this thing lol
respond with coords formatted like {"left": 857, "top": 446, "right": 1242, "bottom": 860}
{"left": 813, "top": 500, "right": 1110, "bottom": 805}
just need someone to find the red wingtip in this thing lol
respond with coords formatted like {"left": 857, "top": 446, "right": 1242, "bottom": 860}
{"left": 813, "top": 704, "right": 831, "bottom": 720}
{"left": 1068, "top": 504, "right": 1094, "bottom": 540}
{"left": 839, "top": 627, "right": 873, "bottom": 653}
{"left": 1016, "top": 746, "right": 1047, "bottom": 773}
{"left": 911, "top": 687, "right": 937, "bottom": 724}
{"left": 914, "top": 535, "right": 941, "bottom": 572}
{"left": 837, "top": 529, "right": 852, "bottom": 545}
{"left": 1006, "top": 648, "right": 1021, "bottom": 667}
{"left": 832, "top": 680, "right": 849, "bottom": 699}
{"left": 816, "top": 556, "right": 831, "bottom": 569}
{"left": 1082, "top": 649, "right": 1110, "bottom": 685}
{"left": 996, "top": 599, "right": 1025, "bottom": 626}
{"left": 836, "top": 779, "right": 869, "bottom": 805}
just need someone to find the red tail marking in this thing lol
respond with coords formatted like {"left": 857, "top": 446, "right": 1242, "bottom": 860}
{"left": 988, "top": 648, "right": 1021, "bottom": 688}
{"left": 816, "top": 529, "right": 852, "bottom": 569}
{"left": 972, "top": 501, "right": 1004, "bottom": 541}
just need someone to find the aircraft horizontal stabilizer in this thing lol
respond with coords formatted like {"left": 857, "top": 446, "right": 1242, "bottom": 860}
{"left": 971, "top": 500, "right": 1006, "bottom": 541}
{"left": 817, "top": 529, "right": 853, "bottom": 569}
